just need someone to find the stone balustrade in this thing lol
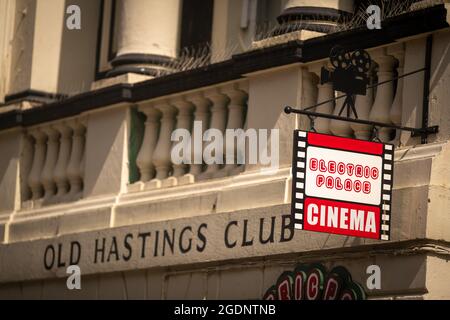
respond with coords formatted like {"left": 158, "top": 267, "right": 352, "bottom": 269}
{"left": 131, "top": 81, "right": 248, "bottom": 191}
{"left": 24, "top": 119, "right": 87, "bottom": 206}
{"left": 305, "top": 44, "right": 406, "bottom": 143}
{"left": 13, "top": 42, "right": 422, "bottom": 204}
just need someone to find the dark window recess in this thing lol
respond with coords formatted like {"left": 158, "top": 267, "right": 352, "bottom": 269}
{"left": 108, "top": 0, "right": 118, "bottom": 61}
{"left": 179, "top": 0, "right": 214, "bottom": 53}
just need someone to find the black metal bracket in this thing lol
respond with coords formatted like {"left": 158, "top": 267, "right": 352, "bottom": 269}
{"left": 284, "top": 106, "right": 439, "bottom": 138}
{"left": 286, "top": 36, "right": 438, "bottom": 143}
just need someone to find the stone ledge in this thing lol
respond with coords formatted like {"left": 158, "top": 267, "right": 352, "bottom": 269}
{"left": 120, "top": 167, "right": 291, "bottom": 207}
{"left": 394, "top": 141, "right": 446, "bottom": 162}
{"left": 114, "top": 192, "right": 218, "bottom": 227}
{"left": 14, "top": 193, "right": 116, "bottom": 220}
{"left": 91, "top": 73, "right": 152, "bottom": 91}
{"left": 8, "top": 201, "right": 114, "bottom": 243}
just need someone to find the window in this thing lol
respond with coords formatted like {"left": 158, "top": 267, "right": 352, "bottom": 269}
{"left": 95, "top": 0, "right": 117, "bottom": 80}
{"left": 179, "top": 0, "right": 214, "bottom": 53}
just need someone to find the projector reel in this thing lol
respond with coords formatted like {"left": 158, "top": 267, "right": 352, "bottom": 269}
{"left": 351, "top": 49, "right": 372, "bottom": 74}
{"left": 330, "top": 46, "right": 352, "bottom": 70}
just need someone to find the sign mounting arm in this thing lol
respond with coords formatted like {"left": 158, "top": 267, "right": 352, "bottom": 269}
{"left": 284, "top": 106, "right": 439, "bottom": 138}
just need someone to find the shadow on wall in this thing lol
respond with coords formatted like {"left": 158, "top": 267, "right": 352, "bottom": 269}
{"left": 82, "top": 107, "right": 126, "bottom": 198}
{"left": 57, "top": 0, "right": 101, "bottom": 96}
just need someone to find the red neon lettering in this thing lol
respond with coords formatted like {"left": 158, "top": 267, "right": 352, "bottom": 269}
{"left": 340, "top": 292, "right": 354, "bottom": 300}
{"left": 294, "top": 274, "right": 304, "bottom": 300}
{"left": 346, "top": 164, "right": 355, "bottom": 176}
{"left": 354, "top": 180, "right": 362, "bottom": 193}
{"left": 323, "top": 278, "right": 339, "bottom": 300}
{"left": 335, "top": 178, "right": 343, "bottom": 190}
{"left": 355, "top": 165, "right": 363, "bottom": 178}
{"left": 364, "top": 166, "right": 371, "bottom": 179}
{"left": 277, "top": 279, "right": 291, "bottom": 300}
{"left": 328, "top": 161, "right": 336, "bottom": 174}
{"left": 326, "top": 177, "right": 334, "bottom": 189}
{"left": 310, "top": 158, "right": 318, "bottom": 171}
{"left": 344, "top": 179, "right": 353, "bottom": 191}
{"left": 337, "top": 162, "right": 346, "bottom": 175}
{"left": 363, "top": 181, "right": 371, "bottom": 194}
{"left": 371, "top": 167, "right": 379, "bottom": 180}
{"left": 307, "top": 273, "right": 319, "bottom": 300}
{"left": 316, "top": 175, "right": 325, "bottom": 187}
{"left": 319, "top": 160, "right": 327, "bottom": 172}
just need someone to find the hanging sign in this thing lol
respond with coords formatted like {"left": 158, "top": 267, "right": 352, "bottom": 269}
{"left": 291, "top": 131, "right": 394, "bottom": 241}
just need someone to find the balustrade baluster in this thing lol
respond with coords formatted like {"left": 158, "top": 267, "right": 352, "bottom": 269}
{"left": 187, "top": 93, "right": 211, "bottom": 177}
{"left": 369, "top": 54, "right": 397, "bottom": 142}
{"left": 171, "top": 97, "right": 194, "bottom": 178}
{"left": 67, "top": 120, "right": 86, "bottom": 198}
{"left": 199, "top": 89, "right": 229, "bottom": 180}
{"left": 53, "top": 123, "right": 73, "bottom": 200}
{"left": 217, "top": 85, "right": 248, "bottom": 178}
{"left": 40, "top": 127, "right": 60, "bottom": 201}
{"left": 152, "top": 101, "right": 178, "bottom": 181}
{"left": 136, "top": 104, "right": 161, "bottom": 182}
{"left": 27, "top": 129, "right": 47, "bottom": 200}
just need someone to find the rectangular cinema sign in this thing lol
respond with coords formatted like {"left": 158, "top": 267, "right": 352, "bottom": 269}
{"left": 291, "top": 131, "right": 394, "bottom": 241}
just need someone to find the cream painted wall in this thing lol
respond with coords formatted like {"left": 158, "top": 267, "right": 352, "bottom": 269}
{"left": 428, "top": 140, "right": 450, "bottom": 241}
{"left": 83, "top": 105, "right": 129, "bottom": 198}
{"left": 246, "top": 65, "right": 301, "bottom": 170}
{"left": 57, "top": 0, "right": 101, "bottom": 94}
{"left": 430, "top": 30, "right": 450, "bottom": 143}
{"left": 29, "top": 0, "right": 65, "bottom": 93}
{"left": 7, "top": 0, "right": 101, "bottom": 96}
{"left": 401, "top": 37, "right": 427, "bottom": 146}
{"left": 211, "top": 0, "right": 244, "bottom": 62}
{"left": 424, "top": 256, "right": 450, "bottom": 300}
{"left": 0, "top": 129, "right": 23, "bottom": 215}
{"left": 0, "top": 0, "right": 15, "bottom": 103}
{"left": 211, "top": 0, "right": 284, "bottom": 62}
{"left": 8, "top": 0, "right": 36, "bottom": 95}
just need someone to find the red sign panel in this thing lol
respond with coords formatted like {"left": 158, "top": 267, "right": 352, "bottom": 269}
{"left": 291, "top": 131, "right": 394, "bottom": 241}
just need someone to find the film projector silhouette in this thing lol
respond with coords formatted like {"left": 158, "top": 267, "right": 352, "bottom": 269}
{"left": 321, "top": 46, "right": 372, "bottom": 119}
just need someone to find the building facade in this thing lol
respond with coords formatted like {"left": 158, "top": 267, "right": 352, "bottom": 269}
{"left": 0, "top": 0, "right": 449, "bottom": 299}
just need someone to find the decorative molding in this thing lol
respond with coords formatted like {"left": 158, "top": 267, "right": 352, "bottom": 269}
{"left": 277, "top": 6, "right": 354, "bottom": 24}
{"left": 4, "top": 90, "right": 67, "bottom": 104}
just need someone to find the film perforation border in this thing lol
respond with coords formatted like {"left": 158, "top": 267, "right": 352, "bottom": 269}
{"left": 291, "top": 130, "right": 307, "bottom": 230}
{"left": 380, "top": 144, "right": 394, "bottom": 241}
